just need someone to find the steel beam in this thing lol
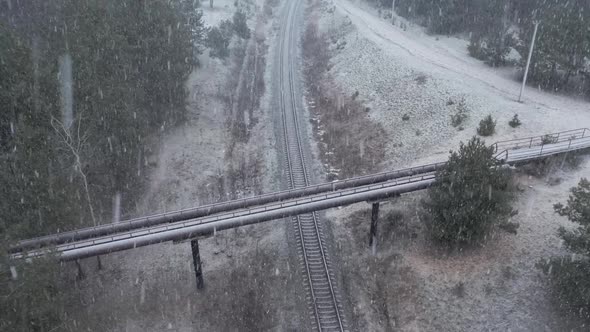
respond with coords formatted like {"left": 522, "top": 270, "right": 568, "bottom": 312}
{"left": 13, "top": 178, "right": 436, "bottom": 261}
{"left": 11, "top": 163, "right": 444, "bottom": 252}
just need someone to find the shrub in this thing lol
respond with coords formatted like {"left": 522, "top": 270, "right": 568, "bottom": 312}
{"left": 542, "top": 134, "right": 558, "bottom": 145}
{"left": 508, "top": 114, "right": 521, "bottom": 128}
{"left": 538, "top": 259, "right": 590, "bottom": 318}
{"left": 468, "top": 33, "right": 512, "bottom": 67}
{"left": 402, "top": 113, "right": 410, "bottom": 121}
{"left": 422, "top": 137, "right": 515, "bottom": 245}
{"left": 468, "top": 37, "right": 486, "bottom": 60}
{"left": 232, "top": 10, "right": 250, "bottom": 39}
{"left": 0, "top": 254, "right": 68, "bottom": 332}
{"left": 451, "top": 282, "right": 466, "bottom": 298}
{"left": 450, "top": 98, "right": 468, "bottom": 127}
{"left": 415, "top": 74, "right": 427, "bottom": 85}
{"left": 540, "top": 178, "right": 590, "bottom": 318}
{"left": 207, "top": 24, "right": 232, "bottom": 58}
{"left": 554, "top": 178, "right": 590, "bottom": 255}
{"left": 477, "top": 115, "right": 496, "bottom": 136}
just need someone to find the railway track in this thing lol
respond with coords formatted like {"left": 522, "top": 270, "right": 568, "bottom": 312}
{"left": 277, "top": 1, "right": 347, "bottom": 331}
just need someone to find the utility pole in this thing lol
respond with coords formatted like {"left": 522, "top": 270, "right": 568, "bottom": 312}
{"left": 391, "top": 0, "right": 395, "bottom": 25}
{"left": 519, "top": 21, "right": 539, "bottom": 103}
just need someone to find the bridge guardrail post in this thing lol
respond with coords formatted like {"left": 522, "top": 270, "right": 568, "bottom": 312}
{"left": 529, "top": 137, "right": 533, "bottom": 148}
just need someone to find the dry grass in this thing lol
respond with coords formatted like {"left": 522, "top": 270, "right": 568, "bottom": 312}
{"left": 303, "top": 21, "right": 386, "bottom": 180}
{"left": 221, "top": 18, "right": 269, "bottom": 196}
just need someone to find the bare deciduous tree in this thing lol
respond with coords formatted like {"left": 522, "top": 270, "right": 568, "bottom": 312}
{"left": 51, "top": 115, "right": 97, "bottom": 226}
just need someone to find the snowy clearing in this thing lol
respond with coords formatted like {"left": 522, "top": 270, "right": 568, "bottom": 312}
{"left": 319, "top": 0, "right": 590, "bottom": 170}
{"left": 312, "top": 0, "right": 590, "bottom": 330}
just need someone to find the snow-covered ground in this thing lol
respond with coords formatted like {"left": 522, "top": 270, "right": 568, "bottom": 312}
{"left": 328, "top": 161, "right": 590, "bottom": 331}
{"left": 312, "top": 0, "right": 590, "bottom": 330}
{"left": 319, "top": 0, "right": 590, "bottom": 169}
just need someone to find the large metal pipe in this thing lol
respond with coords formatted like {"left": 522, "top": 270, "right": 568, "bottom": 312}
{"left": 30, "top": 173, "right": 437, "bottom": 255}
{"left": 13, "top": 178, "right": 436, "bottom": 261}
{"left": 12, "top": 133, "right": 590, "bottom": 254}
{"left": 12, "top": 162, "right": 444, "bottom": 252}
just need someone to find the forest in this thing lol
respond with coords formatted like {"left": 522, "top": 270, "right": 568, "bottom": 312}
{"left": 0, "top": 0, "right": 203, "bottom": 329}
{"left": 368, "top": 0, "right": 590, "bottom": 94}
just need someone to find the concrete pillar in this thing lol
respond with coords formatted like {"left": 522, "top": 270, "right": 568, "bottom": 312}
{"left": 191, "top": 239, "right": 204, "bottom": 289}
{"left": 369, "top": 202, "right": 380, "bottom": 252}
{"left": 75, "top": 259, "right": 85, "bottom": 280}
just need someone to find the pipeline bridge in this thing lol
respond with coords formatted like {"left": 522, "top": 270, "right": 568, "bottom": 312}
{"left": 8, "top": 127, "right": 590, "bottom": 329}
{"left": 10, "top": 128, "right": 590, "bottom": 260}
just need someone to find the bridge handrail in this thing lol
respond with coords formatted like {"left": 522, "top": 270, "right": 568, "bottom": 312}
{"left": 494, "top": 133, "right": 590, "bottom": 162}
{"left": 491, "top": 128, "right": 588, "bottom": 154}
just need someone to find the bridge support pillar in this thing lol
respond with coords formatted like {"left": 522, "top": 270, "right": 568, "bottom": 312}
{"left": 369, "top": 202, "right": 380, "bottom": 253}
{"left": 191, "top": 239, "right": 204, "bottom": 290}
{"left": 75, "top": 259, "right": 85, "bottom": 280}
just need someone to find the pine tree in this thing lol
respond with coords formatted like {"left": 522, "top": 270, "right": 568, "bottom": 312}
{"left": 423, "top": 137, "right": 514, "bottom": 245}
{"left": 540, "top": 179, "right": 590, "bottom": 317}
{"left": 519, "top": 0, "right": 590, "bottom": 90}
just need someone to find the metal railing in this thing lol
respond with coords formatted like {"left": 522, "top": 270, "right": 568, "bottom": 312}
{"left": 492, "top": 128, "right": 588, "bottom": 155}
{"left": 494, "top": 134, "right": 590, "bottom": 163}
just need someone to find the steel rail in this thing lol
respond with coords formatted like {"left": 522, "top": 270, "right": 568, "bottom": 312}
{"left": 279, "top": 0, "right": 345, "bottom": 329}
{"left": 278, "top": 2, "right": 322, "bottom": 329}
